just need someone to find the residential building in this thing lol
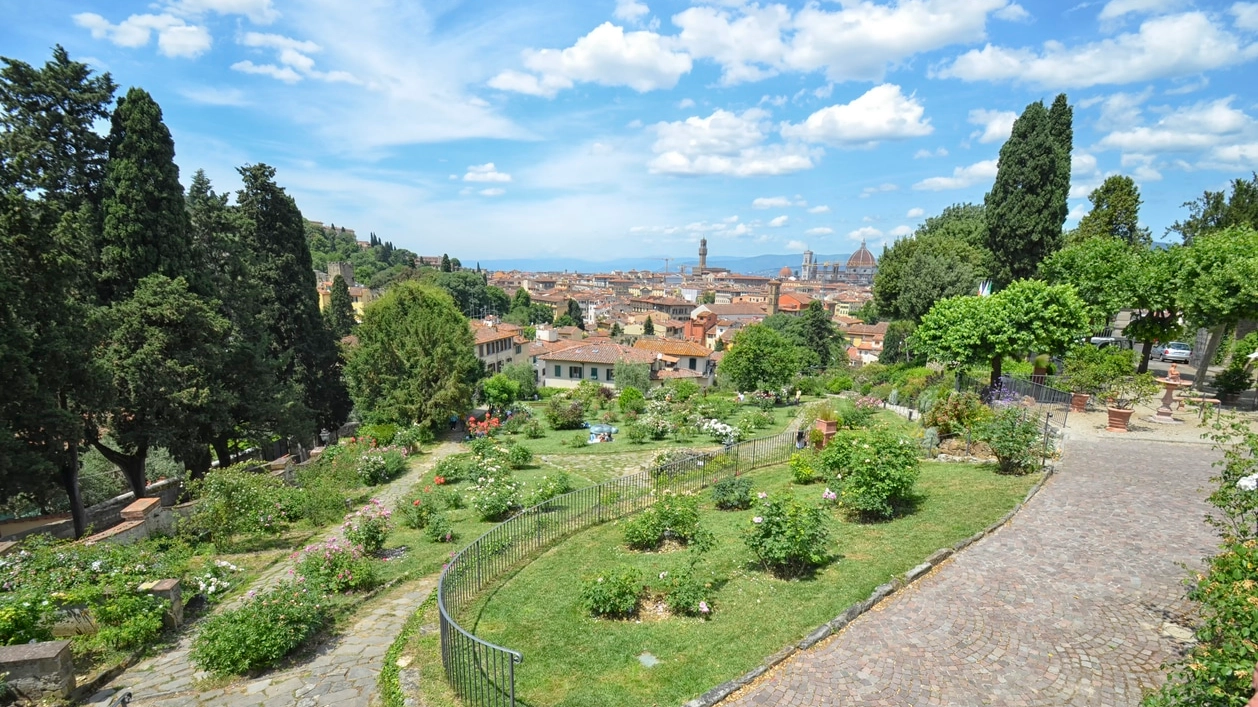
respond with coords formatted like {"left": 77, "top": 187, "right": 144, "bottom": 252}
{"left": 471, "top": 320, "right": 524, "bottom": 373}
{"left": 538, "top": 342, "right": 658, "bottom": 389}
{"left": 690, "top": 302, "right": 767, "bottom": 322}
{"left": 633, "top": 339, "right": 714, "bottom": 383}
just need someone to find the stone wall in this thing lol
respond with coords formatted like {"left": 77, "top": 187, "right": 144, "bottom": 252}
{"left": 0, "top": 640, "right": 75, "bottom": 699}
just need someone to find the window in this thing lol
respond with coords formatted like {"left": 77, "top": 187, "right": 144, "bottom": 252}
{"left": 478, "top": 344, "right": 484, "bottom": 357}
{"left": 689, "top": 357, "right": 697, "bottom": 370}
{"left": 515, "top": 344, "right": 522, "bottom": 354}
{"left": 607, "top": 368, "right": 614, "bottom": 381}
{"left": 590, "top": 367, "right": 599, "bottom": 380}
{"left": 554, "top": 365, "right": 561, "bottom": 377}
{"left": 569, "top": 366, "right": 583, "bottom": 379}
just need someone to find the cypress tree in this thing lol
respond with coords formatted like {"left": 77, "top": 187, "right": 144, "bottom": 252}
{"left": 441, "top": 253, "right": 452, "bottom": 272}
{"left": 566, "top": 298, "right": 585, "bottom": 330}
{"left": 644, "top": 315, "right": 655, "bottom": 335}
{"left": 327, "top": 274, "right": 357, "bottom": 338}
{"left": 984, "top": 101, "right": 1067, "bottom": 287}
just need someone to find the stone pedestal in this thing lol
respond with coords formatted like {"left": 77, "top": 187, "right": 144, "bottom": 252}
{"left": 0, "top": 640, "right": 75, "bottom": 699}
{"left": 139, "top": 578, "right": 183, "bottom": 628}
{"left": 1150, "top": 377, "right": 1191, "bottom": 425}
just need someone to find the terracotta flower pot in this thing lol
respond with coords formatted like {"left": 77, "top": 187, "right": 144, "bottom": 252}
{"left": 815, "top": 419, "right": 838, "bottom": 435}
{"left": 1106, "top": 407, "right": 1133, "bottom": 433}
{"left": 1070, "top": 393, "right": 1089, "bottom": 413}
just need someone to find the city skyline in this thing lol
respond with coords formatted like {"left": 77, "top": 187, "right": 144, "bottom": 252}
{"left": 6, "top": 0, "right": 1258, "bottom": 259}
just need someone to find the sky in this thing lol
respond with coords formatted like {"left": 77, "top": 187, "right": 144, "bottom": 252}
{"left": 4, "top": 0, "right": 1258, "bottom": 263}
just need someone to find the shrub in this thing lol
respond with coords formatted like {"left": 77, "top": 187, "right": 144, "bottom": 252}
{"left": 579, "top": 567, "right": 643, "bottom": 618}
{"left": 506, "top": 444, "right": 534, "bottom": 469}
{"left": 425, "top": 512, "right": 456, "bottom": 543}
{"left": 523, "top": 420, "right": 545, "bottom": 439}
{"left": 622, "top": 493, "right": 702, "bottom": 550}
{"left": 185, "top": 465, "right": 294, "bottom": 549}
{"left": 978, "top": 407, "right": 1043, "bottom": 475}
{"left": 659, "top": 567, "right": 713, "bottom": 618}
{"left": 667, "top": 379, "right": 701, "bottom": 402}
{"left": 545, "top": 396, "right": 587, "bottom": 430}
{"left": 790, "top": 452, "right": 819, "bottom": 484}
{"left": 392, "top": 424, "right": 433, "bottom": 451}
{"left": 819, "top": 428, "right": 921, "bottom": 520}
{"left": 398, "top": 491, "right": 436, "bottom": 529}
{"left": 625, "top": 422, "right": 649, "bottom": 444}
{"left": 432, "top": 453, "right": 478, "bottom": 484}
{"left": 564, "top": 433, "right": 589, "bottom": 449}
{"left": 436, "top": 487, "right": 465, "bottom": 510}
{"left": 357, "top": 448, "right": 407, "bottom": 486}
{"left": 0, "top": 591, "right": 53, "bottom": 645}
{"left": 924, "top": 391, "right": 991, "bottom": 436}
{"left": 711, "top": 475, "right": 753, "bottom": 510}
{"left": 700, "top": 418, "right": 741, "bottom": 445}
{"left": 842, "top": 397, "right": 882, "bottom": 429}
{"left": 86, "top": 589, "right": 168, "bottom": 652}
{"left": 359, "top": 423, "right": 397, "bottom": 446}
{"left": 826, "top": 375, "right": 853, "bottom": 394}
{"left": 470, "top": 474, "right": 523, "bottom": 521}
{"left": 292, "top": 465, "right": 348, "bottom": 527}
{"left": 618, "top": 386, "right": 646, "bottom": 414}
{"left": 743, "top": 493, "right": 831, "bottom": 577}
{"left": 527, "top": 472, "right": 574, "bottom": 507}
{"left": 638, "top": 413, "right": 675, "bottom": 440}
{"left": 191, "top": 560, "right": 242, "bottom": 603}
{"left": 191, "top": 582, "right": 330, "bottom": 675}
{"left": 295, "top": 538, "right": 377, "bottom": 592}
{"left": 342, "top": 499, "right": 393, "bottom": 554}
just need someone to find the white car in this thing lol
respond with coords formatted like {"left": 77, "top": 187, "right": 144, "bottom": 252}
{"left": 1158, "top": 342, "right": 1192, "bottom": 363}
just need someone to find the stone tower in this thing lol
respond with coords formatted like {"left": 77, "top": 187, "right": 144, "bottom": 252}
{"left": 767, "top": 279, "right": 781, "bottom": 316}
{"left": 698, "top": 238, "right": 708, "bottom": 273}
{"left": 327, "top": 261, "right": 355, "bottom": 285}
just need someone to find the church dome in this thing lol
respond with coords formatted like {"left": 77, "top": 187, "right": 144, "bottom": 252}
{"left": 847, "top": 239, "right": 876, "bottom": 268}
{"left": 778, "top": 266, "right": 793, "bottom": 278}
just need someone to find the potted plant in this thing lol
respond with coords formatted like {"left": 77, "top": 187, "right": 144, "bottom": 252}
{"left": 1062, "top": 345, "right": 1113, "bottom": 413}
{"left": 1212, "top": 365, "right": 1254, "bottom": 405}
{"left": 1030, "top": 353, "right": 1056, "bottom": 385}
{"left": 1099, "top": 373, "right": 1160, "bottom": 432}
{"left": 808, "top": 427, "right": 826, "bottom": 450}
{"left": 813, "top": 405, "right": 838, "bottom": 435}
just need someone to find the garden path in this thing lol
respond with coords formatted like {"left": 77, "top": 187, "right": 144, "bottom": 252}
{"left": 91, "top": 441, "right": 462, "bottom": 707}
{"left": 721, "top": 429, "right": 1220, "bottom": 706}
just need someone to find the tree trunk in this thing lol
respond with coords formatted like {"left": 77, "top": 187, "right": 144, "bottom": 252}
{"left": 93, "top": 440, "right": 149, "bottom": 498}
{"left": 989, "top": 356, "right": 1003, "bottom": 390}
{"left": 1194, "top": 325, "right": 1227, "bottom": 392}
{"left": 185, "top": 445, "right": 212, "bottom": 481}
{"left": 59, "top": 446, "right": 86, "bottom": 539}
{"left": 212, "top": 435, "right": 233, "bottom": 472}
{"left": 1137, "top": 340, "right": 1154, "bottom": 374}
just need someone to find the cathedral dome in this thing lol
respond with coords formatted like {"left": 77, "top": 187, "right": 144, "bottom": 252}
{"left": 847, "top": 239, "right": 876, "bottom": 269}
{"left": 778, "top": 266, "right": 793, "bottom": 278}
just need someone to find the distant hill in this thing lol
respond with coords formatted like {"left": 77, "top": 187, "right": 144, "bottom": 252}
{"left": 474, "top": 253, "right": 853, "bottom": 276}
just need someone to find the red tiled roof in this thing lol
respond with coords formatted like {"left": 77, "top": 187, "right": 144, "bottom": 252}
{"left": 633, "top": 339, "right": 711, "bottom": 357}
{"left": 539, "top": 342, "right": 657, "bottom": 365}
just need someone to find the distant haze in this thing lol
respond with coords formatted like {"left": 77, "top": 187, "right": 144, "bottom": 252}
{"left": 473, "top": 253, "right": 853, "bottom": 276}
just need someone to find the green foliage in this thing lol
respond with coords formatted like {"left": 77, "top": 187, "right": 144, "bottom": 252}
{"left": 342, "top": 499, "right": 392, "bottom": 554}
{"left": 326, "top": 274, "right": 356, "bottom": 338}
{"left": 432, "top": 453, "right": 478, "bottom": 484}
{"left": 623, "top": 493, "right": 703, "bottom": 550}
{"left": 506, "top": 443, "right": 534, "bottom": 469}
{"left": 618, "top": 386, "right": 646, "bottom": 414}
{"left": 304, "top": 221, "right": 418, "bottom": 291}
{"left": 923, "top": 392, "right": 991, "bottom": 436}
{"left": 1179, "top": 227, "right": 1258, "bottom": 330}
{"left": 358, "top": 423, "right": 397, "bottom": 445}
{"left": 425, "top": 511, "right": 455, "bottom": 543}
{"left": 720, "top": 324, "right": 803, "bottom": 392}
{"left": 666, "top": 379, "right": 701, "bottom": 403}
{"left": 874, "top": 213, "right": 991, "bottom": 323}
{"left": 1040, "top": 236, "right": 1140, "bottom": 330}
{"left": 502, "top": 361, "right": 538, "bottom": 400}
{"left": 1169, "top": 172, "right": 1258, "bottom": 245}
{"left": 185, "top": 465, "right": 294, "bottom": 549}
{"left": 527, "top": 472, "right": 575, "bottom": 507}
{"left": 544, "top": 396, "right": 587, "bottom": 430}
{"left": 742, "top": 493, "right": 831, "bottom": 577}
{"left": 345, "top": 281, "right": 478, "bottom": 429}
{"left": 0, "top": 591, "right": 53, "bottom": 645}
{"left": 1214, "top": 364, "right": 1255, "bottom": 396}
{"left": 191, "top": 581, "right": 330, "bottom": 675}
{"left": 710, "top": 475, "right": 753, "bottom": 510}
{"left": 482, "top": 373, "right": 522, "bottom": 412}
{"left": 819, "top": 428, "right": 921, "bottom": 520}
{"left": 979, "top": 408, "right": 1043, "bottom": 475}
{"left": 643, "top": 315, "right": 655, "bottom": 335}
{"left": 1062, "top": 344, "right": 1132, "bottom": 396}
{"left": 85, "top": 589, "right": 168, "bottom": 652}
{"left": 295, "top": 538, "right": 378, "bottom": 592}
{"left": 356, "top": 449, "right": 407, "bottom": 486}
{"left": 392, "top": 423, "right": 432, "bottom": 450}
{"left": 470, "top": 473, "right": 523, "bottom": 521}
{"left": 580, "top": 567, "right": 643, "bottom": 618}
{"left": 660, "top": 566, "right": 714, "bottom": 618}
{"left": 613, "top": 362, "right": 652, "bottom": 392}
{"left": 1071, "top": 175, "right": 1151, "bottom": 246}
{"left": 398, "top": 493, "right": 437, "bottom": 530}
{"left": 790, "top": 452, "right": 819, "bottom": 484}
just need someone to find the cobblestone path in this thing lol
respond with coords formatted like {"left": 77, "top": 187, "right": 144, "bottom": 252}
{"left": 92, "top": 442, "right": 460, "bottom": 707}
{"left": 722, "top": 435, "right": 1219, "bottom": 707}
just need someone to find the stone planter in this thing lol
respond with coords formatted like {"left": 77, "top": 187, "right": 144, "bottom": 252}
{"left": 1070, "top": 393, "right": 1089, "bottom": 413}
{"left": 1106, "top": 407, "right": 1134, "bottom": 433}
{"left": 814, "top": 419, "right": 838, "bottom": 435}
{"left": 1219, "top": 392, "right": 1241, "bottom": 405}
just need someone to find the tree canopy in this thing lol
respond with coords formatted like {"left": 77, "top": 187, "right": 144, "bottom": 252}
{"left": 719, "top": 324, "right": 803, "bottom": 392}
{"left": 326, "top": 274, "right": 356, "bottom": 339}
{"left": 1071, "top": 175, "right": 1151, "bottom": 246}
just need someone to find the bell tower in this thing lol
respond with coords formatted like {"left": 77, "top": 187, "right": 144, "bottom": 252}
{"left": 698, "top": 238, "right": 708, "bottom": 273}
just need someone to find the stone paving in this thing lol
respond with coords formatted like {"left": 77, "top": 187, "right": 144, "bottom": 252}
{"left": 91, "top": 442, "right": 460, "bottom": 707}
{"left": 721, "top": 432, "right": 1221, "bottom": 707}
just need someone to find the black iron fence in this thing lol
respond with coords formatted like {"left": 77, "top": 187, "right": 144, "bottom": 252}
{"left": 437, "top": 429, "right": 798, "bottom": 707}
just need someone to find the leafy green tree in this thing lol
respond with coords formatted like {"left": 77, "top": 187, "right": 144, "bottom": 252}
{"left": 345, "top": 281, "right": 478, "bottom": 429}
{"left": 878, "top": 321, "right": 918, "bottom": 365}
{"left": 565, "top": 298, "right": 585, "bottom": 330}
{"left": 985, "top": 99, "right": 1070, "bottom": 287}
{"left": 798, "top": 300, "right": 841, "bottom": 369}
{"left": 913, "top": 280, "right": 1089, "bottom": 386}
{"left": 610, "top": 322, "right": 623, "bottom": 337}
{"left": 554, "top": 313, "right": 580, "bottom": 328}
{"left": 237, "top": 164, "right": 350, "bottom": 433}
{"left": 915, "top": 203, "right": 988, "bottom": 247}
{"left": 1125, "top": 246, "right": 1186, "bottom": 373}
{"left": 613, "top": 362, "right": 652, "bottom": 392}
{"left": 851, "top": 299, "right": 879, "bottom": 324}
{"left": 450, "top": 257, "right": 462, "bottom": 270}
{"left": 720, "top": 325, "right": 802, "bottom": 392}
{"left": 511, "top": 287, "right": 531, "bottom": 311}
{"left": 1040, "top": 236, "right": 1137, "bottom": 330}
{"left": 482, "top": 373, "right": 521, "bottom": 413}
{"left": 1169, "top": 173, "right": 1258, "bottom": 244}
{"left": 699, "top": 290, "right": 716, "bottom": 304}
{"left": 502, "top": 361, "right": 537, "bottom": 400}
{"left": 874, "top": 207, "right": 990, "bottom": 322}
{"left": 1071, "top": 175, "right": 1151, "bottom": 246}
{"left": 1179, "top": 227, "right": 1258, "bottom": 388}
{"left": 326, "top": 274, "right": 356, "bottom": 339}
{"left": 643, "top": 315, "right": 655, "bottom": 335}
{"left": 714, "top": 338, "right": 725, "bottom": 352}
{"left": 429, "top": 270, "right": 505, "bottom": 318}
{"left": 440, "top": 253, "right": 452, "bottom": 272}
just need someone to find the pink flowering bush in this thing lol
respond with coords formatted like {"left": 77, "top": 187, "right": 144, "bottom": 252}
{"left": 658, "top": 567, "right": 715, "bottom": 619}
{"left": 294, "top": 538, "right": 377, "bottom": 592}
{"left": 742, "top": 493, "right": 831, "bottom": 578}
{"left": 818, "top": 428, "right": 920, "bottom": 520}
{"left": 343, "top": 499, "right": 392, "bottom": 554}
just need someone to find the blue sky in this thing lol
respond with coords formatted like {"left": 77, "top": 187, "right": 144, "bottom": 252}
{"left": 4, "top": 0, "right": 1258, "bottom": 262}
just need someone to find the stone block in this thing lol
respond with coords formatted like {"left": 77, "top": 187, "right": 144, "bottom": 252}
{"left": 0, "top": 640, "right": 75, "bottom": 699}
{"left": 0, "top": 541, "right": 17, "bottom": 556}
{"left": 120, "top": 497, "right": 161, "bottom": 521}
{"left": 926, "top": 548, "right": 953, "bottom": 565}
{"left": 798, "top": 624, "right": 832, "bottom": 650}
{"left": 140, "top": 578, "right": 183, "bottom": 628}
{"left": 904, "top": 562, "right": 933, "bottom": 584}
{"left": 82, "top": 519, "right": 148, "bottom": 547}
{"left": 51, "top": 604, "right": 97, "bottom": 637}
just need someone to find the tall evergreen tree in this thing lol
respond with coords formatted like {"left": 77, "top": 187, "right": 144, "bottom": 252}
{"left": 799, "top": 300, "right": 841, "bottom": 369}
{"left": 327, "top": 274, "right": 356, "bottom": 338}
{"left": 1047, "top": 93, "right": 1073, "bottom": 236}
{"left": 985, "top": 100, "right": 1069, "bottom": 287}
{"left": 643, "top": 315, "right": 655, "bottom": 335}
{"left": 440, "top": 253, "right": 452, "bottom": 272}
{"left": 565, "top": 298, "right": 585, "bottom": 329}
{"left": 237, "top": 164, "right": 351, "bottom": 435}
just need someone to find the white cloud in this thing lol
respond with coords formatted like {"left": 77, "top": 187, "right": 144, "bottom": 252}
{"left": 479, "top": 188, "right": 506, "bottom": 196}
{"left": 1204, "top": 142, "right": 1258, "bottom": 168}
{"left": 914, "top": 147, "right": 949, "bottom": 158}
{"left": 994, "top": 3, "right": 1031, "bottom": 21}
{"left": 807, "top": 205, "right": 831, "bottom": 214}
{"left": 1121, "top": 153, "right": 1163, "bottom": 181}
{"left": 614, "top": 0, "right": 650, "bottom": 23}
{"left": 806, "top": 227, "right": 834, "bottom": 235}
{"left": 490, "top": 22, "right": 692, "bottom": 97}
{"left": 1070, "top": 152, "right": 1103, "bottom": 198}
{"left": 231, "top": 60, "right": 302, "bottom": 82}
{"left": 787, "top": 0, "right": 1011, "bottom": 82}
{"left": 753, "top": 196, "right": 791, "bottom": 209}
{"left": 179, "top": 86, "right": 249, "bottom": 105}
{"left": 1089, "top": 89, "right": 1153, "bottom": 130}
{"left": 937, "top": 12, "right": 1258, "bottom": 88}
{"left": 769, "top": 215, "right": 789, "bottom": 227}
{"left": 649, "top": 108, "right": 816, "bottom": 177}
{"left": 232, "top": 32, "right": 359, "bottom": 84}
{"left": 889, "top": 225, "right": 914, "bottom": 237}
{"left": 912, "top": 159, "right": 999, "bottom": 190}
{"left": 1099, "top": 0, "right": 1187, "bottom": 21}
{"left": 169, "top": 0, "right": 278, "bottom": 24}
{"left": 464, "top": 163, "right": 513, "bottom": 183}
{"left": 678, "top": 98, "right": 695, "bottom": 109}
{"left": 1234, "top": 2, "right": 1258, "bottom": 31}
{"left": 781, "top": 84, "right": 933, "bottom": 146}
{"left": 673, "top": 3, "right": 791, "bottom": 85}
{"left": 786, "top": 240, "right": 809, "bottom": 252}
{"left": 968, "top": 108, "right": 1017, "bottom": 143}
{"left": 907, "top": 207, "right": 926, "bottom": 218}
{"left": 1098, "top": 97, "right": 1253, "bottom": 153}
{"left": 847, "top": 226, "right": 883, "bottom": 240}
{"left": 74, "top": 12, "right": 212, "bottom": 58}
{"left": 860, "top": 183, "right": 899, "bottom": 198}
{"left": 1067, "top": 203, "right": 1087, "bottom": 222}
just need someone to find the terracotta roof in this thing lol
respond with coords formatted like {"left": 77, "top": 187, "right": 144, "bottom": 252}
{"left": 847, "top": 240, "right": 877, "bottom": 268}
{"left": 847, "top": 321, "right": 889, "bottom": 337}
{"left": 694, "top": 303, "right": 767, "bottom": 317}
{"left": 471, "top": 321, "right": 522, "bottom": 344}
{"left": 524, "top": 340, "right": 585, "bottom": 357}
{"left": 633, "top": 339, "right": 711, "bottom": 357}
{"left": 539, "top": 343, "right": 657, "bottom": 365}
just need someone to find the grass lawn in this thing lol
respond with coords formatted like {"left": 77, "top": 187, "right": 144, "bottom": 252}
{"left": 459, "top": 460, "right": 1039, "bottom": 707}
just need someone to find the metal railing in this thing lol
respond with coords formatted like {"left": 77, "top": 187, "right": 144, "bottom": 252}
{"left": 437, "top": 429, "right": 798, "bottom": 707}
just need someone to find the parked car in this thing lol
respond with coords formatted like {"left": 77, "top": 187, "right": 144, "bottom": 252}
{"left": 1158, "top": 341, "right": 1192, "bottom": 363}
{"left": 1089, "top": 336, "right": 1133, "bottom": 350}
